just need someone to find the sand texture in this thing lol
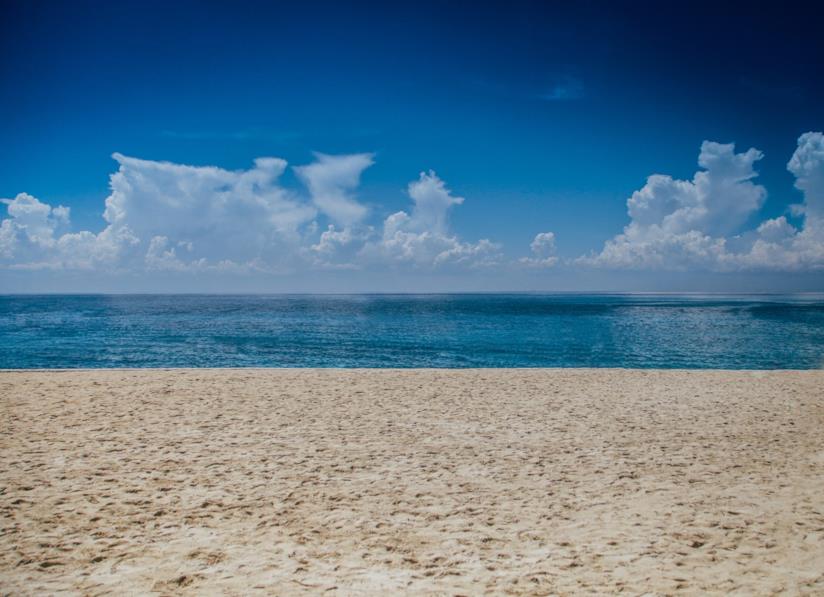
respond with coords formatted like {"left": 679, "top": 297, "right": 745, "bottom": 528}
{"left": 2, "top": 369, "right": 824, "bottom": 595}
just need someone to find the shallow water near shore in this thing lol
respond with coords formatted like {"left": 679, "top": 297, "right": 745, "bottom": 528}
{"left": 2, "top": 293, "right": 824, "bottom": 369}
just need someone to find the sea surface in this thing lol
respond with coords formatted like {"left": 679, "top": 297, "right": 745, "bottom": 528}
{"left": 1, "top": 294, "right": 823, "bottom": 369}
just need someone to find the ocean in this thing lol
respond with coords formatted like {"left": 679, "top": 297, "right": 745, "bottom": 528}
{"left": 1, "top": 294, "right": 823, "bottom": 369}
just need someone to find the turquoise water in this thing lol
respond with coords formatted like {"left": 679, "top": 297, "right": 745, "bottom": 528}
{"left": 1, "top": 294, "right": 823, "bottom": 369}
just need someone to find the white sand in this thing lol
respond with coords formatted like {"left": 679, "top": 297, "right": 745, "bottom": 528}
{"left": 2, "top": 369, "right": 823, "bottom": 595}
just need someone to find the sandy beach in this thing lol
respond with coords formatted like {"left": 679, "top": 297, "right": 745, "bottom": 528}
{"left": 2, "top": 369, "right": 823, "bottom": 595}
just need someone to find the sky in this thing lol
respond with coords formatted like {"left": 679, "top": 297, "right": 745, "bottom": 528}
{"left": 1, "top": 0, "right": 823, "bottom": 292}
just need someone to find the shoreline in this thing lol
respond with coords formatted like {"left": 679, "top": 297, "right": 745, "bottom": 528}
{"left": 1, "top": 366, "right": 821, "bottom": 371}
{"left": 3, "top": 369, "right": 823, "bottom": 594}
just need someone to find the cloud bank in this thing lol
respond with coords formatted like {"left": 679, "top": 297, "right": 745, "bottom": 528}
{"left": 0, "top": 153, "right": 495, "bottom": 274}
{"left": 2, "top": 133, "right": 824, "bottom": 283}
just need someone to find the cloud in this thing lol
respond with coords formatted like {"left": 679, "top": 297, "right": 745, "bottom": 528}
{"left": 144, "top": 236, "right": 191, "bottom": 271}
{"left": 775, "top": 131, "right": 824, "bottom": 265}
{"left": 1, "top": 154, "right": 497, "bottom": 274}
{"left": 625, "top": 141, "right": 766, "bottom": 237}
{"left": 294, "top": 152, "right": 374, "bottom": 226}
{"left": 0, "top": 193, "right": 131, "bottom": 269}
{"left": 296, "top": 171, "right": 498, "bottom": 270}
{"left": 302, "top": 224, "right": 370, "bottom": 270}
{"left": 3, "top": 135, "right": 823, "bottom": 282}
{"left": 104, "top": 153, "right": 319, "bottom": 272}
{"left": 788, "top": 132, "right": 824, "bottom": 228}
{"left": 361, "top": 171, "right": 500, "bottom": 268}
{"left": 578, "top": 135, "right": 824, "bottom": 271}
{"left": 404, "top": 169, "right": 465, "bottom": 234}
{"left": 1, "top": 154, "right": 318, "bottom": 272}
{"left": 518, "top": 232, "right": 558, "bottom": 268}
{"left": 0, "top": 193, "right": 68, "bottom": 255}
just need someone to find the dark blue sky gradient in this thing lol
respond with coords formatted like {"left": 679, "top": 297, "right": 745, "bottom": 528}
{"left": 2, "top": 0, "right": 823, "bottom": 258}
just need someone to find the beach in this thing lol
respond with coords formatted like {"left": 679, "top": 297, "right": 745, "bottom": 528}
{"left": 2, "top": 368, "right": 823, "bottom": 595}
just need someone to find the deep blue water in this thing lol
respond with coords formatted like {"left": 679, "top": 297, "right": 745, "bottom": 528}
{"left": 1, "top": 294, "right": 823, "bottom": 369}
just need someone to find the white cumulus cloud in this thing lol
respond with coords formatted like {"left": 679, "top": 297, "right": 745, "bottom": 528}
{"left": 578, "top": 135, "right": 824, "bottom": 271}
{"left": 1, "top": 154, "right": 499, "bottom": 274}
{"left": 1, "top": 154, "right": 320, "bottom": 271}
{"left": 302, "top": 224, "right": 371, "bottom": 270}
{"left": 361, "top": 171, "right": 500, "bottom": 268}
{"left": 519, "top": 231, "right": 558, "bottom": 267}
{"left": 293, "top": 152, "right": 374, "bottom": 226}
{"left": 0, "top": 192, "right": 129, "bottom": 269}
{"left": 4, "top": 135, "right": 823, "bottom": 282}
{"left": 106, "top": 153, "right": 317, "bottom": 270}
{"left": 787, "top": 132, "right": 824, "bottom": 234}
{"left": 0, "top": 193, "right": 68, "bottom": 257}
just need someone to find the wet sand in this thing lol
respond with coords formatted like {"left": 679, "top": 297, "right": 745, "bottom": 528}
{"left": 2, "top": 369, "right": 823, "bottom": 595}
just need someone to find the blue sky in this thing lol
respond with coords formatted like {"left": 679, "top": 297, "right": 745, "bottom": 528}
{"left": 2, "top": 0, "right": 824, "bottom": 292}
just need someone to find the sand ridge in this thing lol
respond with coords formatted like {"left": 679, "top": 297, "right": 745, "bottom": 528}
{"left": 1, "top": 369, "right": 823, "bottom": 595}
